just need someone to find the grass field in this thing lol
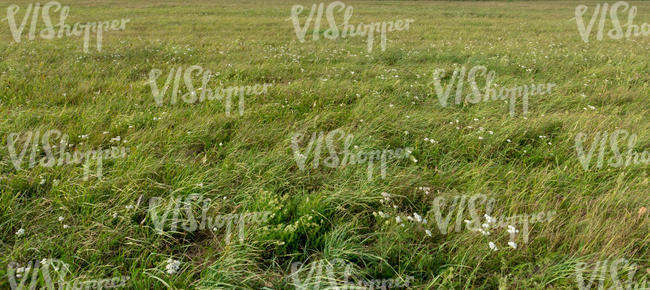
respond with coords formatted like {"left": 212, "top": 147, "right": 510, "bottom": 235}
{"left": 0, "top": 0, "right": 649, "bottom": 289}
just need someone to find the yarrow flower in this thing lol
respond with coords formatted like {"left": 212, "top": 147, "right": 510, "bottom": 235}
{"left": 507, "top": 225, "right": 519, "bottom": 234}
{"left": 484, "top": 214, "right": 496, "bottom": 224}
{"left": 165, "top": 259, "right": 181, "bottom": 275}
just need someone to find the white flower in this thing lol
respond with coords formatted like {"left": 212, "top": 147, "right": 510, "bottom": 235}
{"left": 479, "top": 229, "right": 491, "bottom": 236}
{"left": 425, "top": 230, "right": 432, "bottom": 237}
{"left": 63, "top": 224, "right": 70, "bottom": 229}
{"left": 507, "top": 225, "right": 519, "bottom": 234}
{"left": 507, "top": 241, "right": 518, "bottom": 249}
{"left": 488, "top": 242, "right": 498, "bottom": 251}
{"left": 424, "top": 137, "right": 429, "bottom": 141}
{"left": 484, "top": 214, "right": 496, "bottom": 224}
{"left": 16, "top": 228, "right": 25, "bottom": 236}
{"left": 196, "top": 183, "right": 204, "bottom": 188}
{"left": 395, "top": 216, "right": 402, "bottom": 224}
{"left": 413, "top": 213, "right": 423, "bottom": 223}
{"left": 103, "top": 131, "right": 109, "bottom": 135}
{"left": 481, "top": 223, "right": 490, "bottom": 229}
{"left": 125, "top": 205, "right": 134, "bottom": 210}
{"left": 58, "top": 216, "right": 64, "bottom": 222}
{"left": 506, "top": 139, "right": 512, "bottom": 143}
{"left": 381, "top": 192, "right": 391, "bottom": 199}
{"left": 165, "top": 259, "right": 181, "bottom": 275}
{"left": 478, "top": 136, "right": 484, "bottom": 140}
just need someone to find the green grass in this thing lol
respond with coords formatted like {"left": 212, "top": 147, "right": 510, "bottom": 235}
{"left": 0, "top": 0, "right": 648, "bottom": 289}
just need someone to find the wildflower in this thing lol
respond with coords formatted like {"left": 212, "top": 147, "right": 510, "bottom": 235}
{"left": 506, "top": 139, "right": 511, "bottom": 143}
{"left": 507, "top": 241, "right": 518, "bottom": 249}
{"left": 125, "top": 205, "right": 134, "bottom": 210}
{"left": 425, "top": 229, "right": 432, "bottom": 237}
{"left": 478, "top": 136, "right": 484, "bottom": 140}
{"left": 395, "top": 216, "right": 402, "bottom": 224}
{"left": 488, "top": 242, "right": 498, "bottom": 251}
{"left": 16, "top": 228, "right": 25, "bottom": 236}
{"left": 413, "top": 213, "right": 423, "bottom": 223}
{"left": 165, "top": 259, "right": 181, "bottom": 275}
{"left": 63, "top": 224, "right": 70, "bottom": 229}
{"left": 381, "top": 192, "right": 391, "bottom": 199}
{"left": 103, "top": 131, "right": 109, "bottom": 135}
{"left": 507, "top": 225, "right": 519, "bottom": 234}
{"left": 484, "top": 214, "right": 496, "bottom": 224}
{"left": 58, "top": 216, "right": 64, "bottom": 222}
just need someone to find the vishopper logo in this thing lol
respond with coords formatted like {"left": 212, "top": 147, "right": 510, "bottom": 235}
{"left": 4, "top": 1, "right": 130, "bottom": 52}
{"left": 147, "top": 65, "right": 271, "bottom": 116}
{"left": 430, "top": 65, "right": 556, "bottom": 117}
{"left": 289, "top": 1, "right": 414, "bottom": 52}
{"left": 6, "top": 259, "right": 130, "bottom": 289}
{"left": 575, "top": 258, "right": 648, "bottom": 289}
{"left": 148, "top": 194, "right": 272, "bottom": 244}
{"left": 290, "top": 129, "right": 413, "bottom": 181}
{"left": 574, "top": 1, "right": 650, "bottom": 43}
{"left": 289, "top": 258, "right": 414, "bottom": 289}
{"left": 377, "top": 192, "right": 556, "bottom": 250}
{"left": 575, "top": 129, "right": 650, "bottom": 171}
{"left": 5, "top": 129, "right": 129, "bottom": 181}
